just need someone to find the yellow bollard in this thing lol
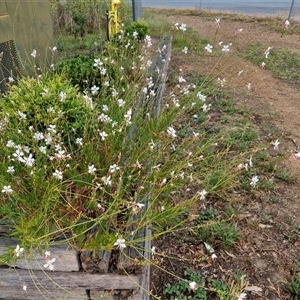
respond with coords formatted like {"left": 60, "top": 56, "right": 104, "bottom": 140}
{"left": 107, "top": 0, "right": 122, "bottom": 40}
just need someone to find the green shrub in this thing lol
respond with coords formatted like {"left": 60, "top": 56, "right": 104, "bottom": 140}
{"left": 125, "top": 20, "right": 150, "bottom": 41}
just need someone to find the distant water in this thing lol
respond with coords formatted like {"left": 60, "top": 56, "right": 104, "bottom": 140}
{"left": 142, "top": 0, "right": 300, "bottom": 19}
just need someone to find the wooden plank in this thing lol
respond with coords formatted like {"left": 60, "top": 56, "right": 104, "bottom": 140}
{"left": 0, "top": 287, "right": 88, "bottom": 300}
{"left": 80, "top": 250, "right": 110, "bottom": 273}
{"left": 0, "top": 238, "right": 80, "bottom": 272}
{"left": 0, "top": 269, "right": 139, "bottom": 290}
{"left": 90, "top": 289, "right": 140, "bottom": 300}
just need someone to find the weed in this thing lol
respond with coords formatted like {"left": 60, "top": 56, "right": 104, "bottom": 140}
{"left": 276, "top": 171, "right": 296, "bottom": 183}
{"left": 211, "top": 274, "right": 248, "bottom": 300}
{"left": 287, "top": 276, "right": 300, "bottom": 299}
{"left": 197, "top": 222, "right": 240, "bottom": 247}
{"left": 243, "top": 42, "right": 300, "bottom": 85}
{"left": 163, "top": 268, "right": 207, "bottom": 300}
{"left": 196, "top": 207, "right": 215, "bottom": 222}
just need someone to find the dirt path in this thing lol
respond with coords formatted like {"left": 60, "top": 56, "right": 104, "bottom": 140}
{"left": 167, "top": 15, "right": 300, "bottom": 140}
{"left": 152, "top": 13, "right": 300, "bottom": 300}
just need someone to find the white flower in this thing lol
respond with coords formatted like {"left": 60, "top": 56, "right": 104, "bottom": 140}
{"left": 218, "top": 77, "right": 226, "bottom": 87}
{"left": 47, "top": 106, "right": 55, "bottom": 113}
{"left": 179, "top": 23, "right": 187, "bottom": 32}
{"left": 88, "top": 164, "right": 97, "bottom": 175}
{"left": 47, "top": 124, "right": 56, "bottom": 134}
{"left": 197, "top": 92, "right": 206, "bottom": 101}
{"left": 124, "top": 108, "right": 132, "bottom": 125}
{"left": 167, "top": 126, "right": 177, "bottom": 138}
{"left": 272, "top": 139, "right": 280, "bottom": 150}
{"left": 237, "top": 293, "right": 247, "bottom": 300}
{"left": 59, "top": 91, "right": 66, "bottom": 102}
{"left": 101, "top": 175, "right": 112, "bottom": 186}
{"left": 151, "top": 246, "right": 156, "bottom": 255}
{"left": 205, "top": 44, "right": 213, "bottom": 53}
{"left": 200, "top": 189, "right": 207, "bottom": 200}
{"left": 189, "top": 281, "right": 198, "bottom": 291}
{"left": 249, "top": 156, "right": 253, "bottom": 167}
{"left": 211, "top": 253, "right": 218, "bottom": 260}
{"left": 2, "top": 185, "right": 13, "bottom": 194}
{"left": 215, "top": 18, "right": 221, "bottom": 28}
{"left": 136, "top": 203, "right": 145, "bottom": 209}
{"left": 22, "top": 282, "right": 27, "bottom": 292}
{"left": 261, "top": 61, "right": 266, "bottom": 69}
{"left": 44, "top": 257, "right": 56, "bottom": 271}
{"left": 33, "top": 132, "right": 44, "bottom": 141}
{"left": 284, "top": 19, "right": 290, "bottom": 29}
{"left": 91, "top": 85, "right": 99, "bottom": 95}
{"left": 264, "top": 46, "right": 272, "bottom": 59}
{"left": 114, "top": 238, "right": 126, "bottom": 249}
{"left": 76, "top": 138, "right": 83, "bottom": 146}
{"left": 99, "top": 131, "right": 108, "bottom": 141}
{"left": 178, "top": 76, "right": 186, "bottom": 83}
{"left": 14, "top": 245, "right": 24, "bottom": 257}
{"left": 45, "top": 251, "right": 51, "bottom": 257}
{"left": 222, "top": 45, "right": 230, "bottom": 52}
{"left": 182, "top": 47, "right": 188, "bottom": 54}
{"left": 204, "top": 242, "right": 215, "bottom": 253}
{"left": 17, "top": 110, "right": 27, "bottom": 120}
{"left": 132, "top": 30, "right": 138, "bottom": 38}
{"left": 53, "top": 170, "right": 63, "bottom": 180}
{"left": 246, "top": 83, "right": 251, "bottom": 91}
{"left": 202, "top": 103, "right": 211, "bottom": 112}
{"left": 6, "top": 140, "right": 15, "bottom": 148}
{"left": 250, "top": 175, "right": 259, "bottom": 187}
{"left": 31, "top": 49, "right": 37, "bottom": 58}
{"left": 94, "top": 58, "right": 103, "bottom": 68}
{"left": 8, "top": 76, "right": 14, "bottom": 83}
{"left": 13, "top": 149, "right": 24, "bottom": 162}
{"left": 39, "top": 146, "right": 47, "bottom": 154}
{"left": 109, "top": 164, "right": 120, "bottom": 173}
{"left": 117, "top": 98, "right": 125, "bottom": 107}
{"left": 7, "top": 166, "right": 15, "bottom": 174}
{"left": 23, "top": 154, "right": 35, "bottom": 167}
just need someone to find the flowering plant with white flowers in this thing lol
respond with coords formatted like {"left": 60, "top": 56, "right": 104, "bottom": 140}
{"left": 0, "top": 15, "right": 254, "bottom": 280}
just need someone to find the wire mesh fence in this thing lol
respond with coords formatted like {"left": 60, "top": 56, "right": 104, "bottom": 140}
{"left": 141, "top": 0, "right": 300, "bottom": 20}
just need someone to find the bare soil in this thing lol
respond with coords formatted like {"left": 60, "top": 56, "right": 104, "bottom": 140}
{"left": 150, "top": 11, "right": 300, "bottom": 300}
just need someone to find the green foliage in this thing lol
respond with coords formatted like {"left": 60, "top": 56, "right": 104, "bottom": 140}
{"left": 243, "top": 42, "right": 300, "bottom": 85}
{"left": 163, "top": 268, "right": 207, "bottom": 300}
{"left": 56, "top": 54, "right": 105, "bottom": 91}
{"left": 212, "top": 279, "right": 230, "bottom": 299}
{"left": 197, "top": 222, "right": 240, "bottom": 247}
{"left": 125, "top": 20, "right": 150, "bottom": 41}
{"left": 225, "top": 124, "right": 259, "bottom": 149}
{"left": 275, "top": 170, "right": 296, "bottom": 183}
{"left": 287, "top": 276, "right": 300, "bottom": 299}
{"left": 196, "top": 207, "right": 215, "bottom": 222}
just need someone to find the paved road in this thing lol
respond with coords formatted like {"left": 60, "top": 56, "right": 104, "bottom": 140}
{"left": 141, "top": 0, "right": 300, "bottom": 18}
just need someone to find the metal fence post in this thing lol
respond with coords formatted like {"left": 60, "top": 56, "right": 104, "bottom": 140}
{"left": 288, "top": 0, "right": 295, "bottom": 20}
{"left": 132, "top": 0, "right": 142, "bottom": 21}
